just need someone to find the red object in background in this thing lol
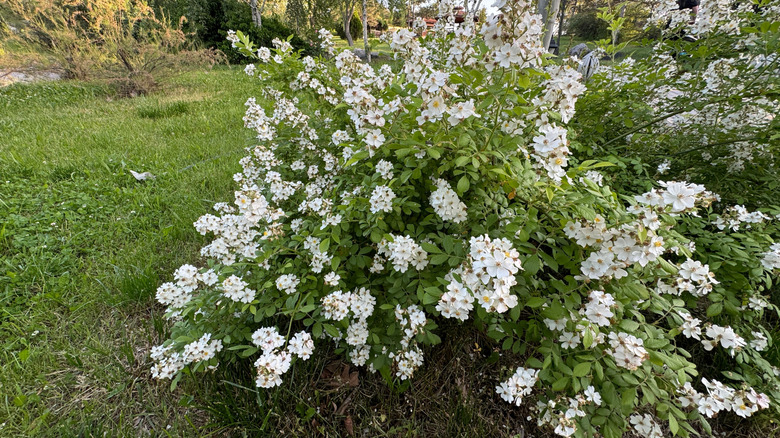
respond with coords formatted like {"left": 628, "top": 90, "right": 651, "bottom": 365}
{"left": 408, "top": 6, "right": 479, "bottom": 35}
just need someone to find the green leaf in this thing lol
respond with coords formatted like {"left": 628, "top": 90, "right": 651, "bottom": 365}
{"left": 542, "top": 301, "right": 565, "bottom": 319}
{"left": 420, "top": 242, "right": 442, "bottom": 253}
{"left": 457, "top": 175, "right": 470, "bottom": 193}
{"left": 583, "top": 330, "right": 594, "bottom": 348}
{"left": 170, "top": 372, "right": 183, "bottom": 391}
{"left": 621, "top": 387, "right": 637, "bottom": 414}
{"left": 594, "top": 361, "right": 604, "bottom": 380}
{"left": 669, "top": 415, "right": 679, "bottom": 435}
{"left": 552, "top": 376, "right": 569, "bottom": 391}
{"left": 573, "top": 362, "right": 591, "bottom": 377}
{"left": 324, "top": 324, "right": 341, "bottom": 338}
{"left": 455, "top": 156, "right": 470, "bottom": 167}
{"left": 422, "top": 291, "right": 439, "bottom": 305}
{"left": 13, "top": 395, "right": 27, "bottom": 407}
{"left": 524, "top": 256, "right": 541, "bottom": 275}
{"left": 526, "top": 297, "right": 546, "bottom": 308}
{"left": 706, "top": 302, "right": 723, "bottom": 317}
{"left": 430, "top": 254, "right": 449, "bottom": 265}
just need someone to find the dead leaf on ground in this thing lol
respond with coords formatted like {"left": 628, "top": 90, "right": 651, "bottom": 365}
{"left": 344, "top": 415, "right": 354, "bottom": 436}
{"left": 320, "top": 361, "right": 359, "bottom": 389}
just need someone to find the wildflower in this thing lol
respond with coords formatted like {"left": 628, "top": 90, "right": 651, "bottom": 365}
{"left": 430, "top": 178, "right": 468, "bottom": 223}
{"left": 369, "top": 185, "right": 396, "bottom": 213}
{"left": 496, "top": 367, "right": 539, "bottom": 406}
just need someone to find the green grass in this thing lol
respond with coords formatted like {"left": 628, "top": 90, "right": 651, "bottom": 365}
{"left": 333, "top": 36, "right": 393, "bottom": 57}
{"left": 0, "top": 67, "right": 257, "bottom": 436}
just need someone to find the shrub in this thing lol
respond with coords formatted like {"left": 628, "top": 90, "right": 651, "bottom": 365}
{"left": 186, "top": 0, "right": 314, "bottom": 64}
{"left": 574, "top": 4, "right": 780, "bottom": 207}
{"left": 221, "top": 15, "right": 314, "bottom": 64}
{"left": 567, "top": 12, "right": 609, "bottom": 40}
{"left": 152, "top": 3, "right": 780, "bottom": 438}
{"left": 3, "top": 0, "right": 222, "bottom": 95}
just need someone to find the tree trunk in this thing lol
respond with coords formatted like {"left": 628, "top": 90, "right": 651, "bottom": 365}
{"left": 308, "top": 0, "right": 315, "bottom": 32}
{"left": 555, "top": 0, "right": 567, "bottom": 53}
{"left": 344, "top": 1, "right": 354, "bottom": 46}
{"left": 250, "top": 0, "right": 262, "bottom": 28}
{"left": 541, "top": 0, "right": 561, "bottom": 51}
{"left": 537, "top": 0, "right": 549, "bottom": 22}
{"left": 362, "top": 0, "right": 370, "bottom": 62}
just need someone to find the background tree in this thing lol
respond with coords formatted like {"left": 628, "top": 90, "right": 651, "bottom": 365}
{"left": 342, "top": 0, "right": 356, "bottom": 45}
{"left": 386, "top": 0, "right": 407, "bottom": 25}
{"left": 362, "top": 0, "right": 369, "bottom": 60}
{"left": 538, "top": 0, "right": 561, "bottom": 50}
{"left": 250, "top": 0, "right": 263, "bottom": 27}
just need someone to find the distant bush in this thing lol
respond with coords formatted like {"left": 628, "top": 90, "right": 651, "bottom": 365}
{"left": 374, "top": 19, "right": 388, "bottom": 32}
{"left": 188, "top": 0, "right": 313, "bottom": 64}
{"left": 3, "top": 0, "right": 223, "bottom": 95}
{"left": 567, "top": 12, "right": 610, "bottom": 40}
{"left": 569, "top": 4, "right": 653, "bottom": 43}
{"left": 638, "top": 24, "right": 662, "bottom": 41}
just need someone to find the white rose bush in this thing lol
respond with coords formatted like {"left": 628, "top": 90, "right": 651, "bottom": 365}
{"left": 151, "top": 0, "right": 780, "bottom": 436}
{"left": 574, "top": 0, "right": 779, "bottom": 205}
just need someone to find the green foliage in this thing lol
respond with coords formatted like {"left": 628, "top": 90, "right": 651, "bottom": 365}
{"left": 374, "top": 18, "right": 388, "bottom": 31}
{"left": 567, "top": 12, "right": 610, "bottom": 40}
{"left": 575, "top": 9, "right": 780, "bottom": 207}
{"left": 147, "top": 0, "right": 190, "bottom": 25}
{"left": 0, "top": 13, "right": 10, "bottom": 39}
{"left": 186, "top": 0, "right": 314, "bottom": 64}
{"left": 567, "top": 2, "right": 652, "bottom": 42}
{"left": 572, "top": 9, "right": 780, "bottom": 429}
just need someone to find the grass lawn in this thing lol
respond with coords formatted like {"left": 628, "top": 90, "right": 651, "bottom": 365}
{"left": 0, "top": 67, "right": 256, "bottom": 436}
{"left": 333, "top": 36, "right": 393, "bottom": 57}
